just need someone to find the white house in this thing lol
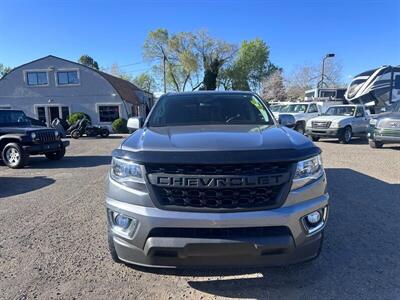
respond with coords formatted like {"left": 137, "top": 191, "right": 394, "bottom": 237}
{"left": 0, "top": 55, "right": 153, "bottom": 127}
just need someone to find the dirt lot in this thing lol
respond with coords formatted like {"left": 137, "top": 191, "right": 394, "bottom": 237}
{"left": 0, "top": 136, "right": 399, "bottom": 300}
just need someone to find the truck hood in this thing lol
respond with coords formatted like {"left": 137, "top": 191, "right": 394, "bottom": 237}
{"left": 372, "top": 111, "right": 400, "bottom": 121}
{"left": 0, "top": 126, "right": 50, "bottom": 134}
{"left": 117, "top": 125, "right": 320, "bottom": 164}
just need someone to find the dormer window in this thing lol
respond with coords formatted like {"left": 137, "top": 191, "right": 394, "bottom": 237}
{"left": 57, "top": 70, "right": 79, "bottom": 85}
{"left": 26, "top": 71, "right": 48, "bottom": 86}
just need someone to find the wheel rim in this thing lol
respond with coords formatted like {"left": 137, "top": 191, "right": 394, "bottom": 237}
{"left": 6, "top": 147, "right": 20, "bottom": 166}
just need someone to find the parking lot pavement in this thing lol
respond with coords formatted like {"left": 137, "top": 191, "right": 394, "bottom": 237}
{"left": 0, "top": 136, "right": 399, "bottom": 299}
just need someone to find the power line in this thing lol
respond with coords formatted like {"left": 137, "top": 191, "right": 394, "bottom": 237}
{"left": 103, "top": 61, "right": 148, "bottom": 71}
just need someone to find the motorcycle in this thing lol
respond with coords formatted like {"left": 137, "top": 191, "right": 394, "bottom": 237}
{"left": 70, "top": 118, "right": 110, "bottom": 139}
{"left": 51, "top": 118, "right": 110, "bottom": 139}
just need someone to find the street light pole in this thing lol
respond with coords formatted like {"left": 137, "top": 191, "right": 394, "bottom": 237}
{"left": 319, "top": 53, "right": 335, "bottom": 88}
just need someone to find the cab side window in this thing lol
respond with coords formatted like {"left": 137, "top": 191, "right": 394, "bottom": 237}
{"left": 355, "top": 107, "right": 364, "bottom": 117}
{"left": 308, "top": 104, "right": 318, "bottom": 113}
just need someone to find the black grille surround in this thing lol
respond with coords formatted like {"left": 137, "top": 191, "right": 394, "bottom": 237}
{"left": 36, "top": 130, "right": 58, "bottom": 143}
{"left": 148, "top": 226, "right": 291, "bottom": 239}
{"left": 146, "top": 163, "right": 294, "bottom": 212}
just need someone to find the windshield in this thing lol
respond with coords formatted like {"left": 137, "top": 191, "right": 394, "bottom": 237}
{"left": 270, "top": 105, "right": 282, "bottom": 112}
{"left": 324, "top": 106, "right": 356, "bottom": 116}
{"left": 388, "top": 102, "right": 400, "bottom": 112}
{"left": 147, "top": 94, "right": 274, "bottom": 127}
{"left": 0, "top": 110, "right": 31, "bottom": 126}
{"left": 280, "top": 104, "right": 308, "bottom": 113}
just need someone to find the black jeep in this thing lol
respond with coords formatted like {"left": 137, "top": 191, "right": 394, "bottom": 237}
{"left": 0, "top": 109, "right": 70, "bottom": 168}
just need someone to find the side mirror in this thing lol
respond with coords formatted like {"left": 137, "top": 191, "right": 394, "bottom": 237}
{"left": 127, "top": 117, "right": 143, "bottom": 131}
{"left": 380, "top": 107, "right": 386, "bottom": 113}
{"left": 278, "top": 114, "right": 296, "bottom": 128}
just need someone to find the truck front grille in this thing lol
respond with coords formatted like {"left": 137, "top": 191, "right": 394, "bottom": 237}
{"left": 146, "top": 163, "right": 292, "bottom": 212}
{"left": 37, "top": 130, "right": 57, "bottom": 143}
{"left": 312, "top": 121, "right": 331, "bottom": 129}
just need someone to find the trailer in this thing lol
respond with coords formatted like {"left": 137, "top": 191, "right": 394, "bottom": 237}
{"left": 345, "top": 65, "right": 400, "bottom": 113}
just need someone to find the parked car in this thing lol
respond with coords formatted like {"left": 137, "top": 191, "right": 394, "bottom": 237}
{"left": 368, "top": 101, "right": 400, "bottom": 148}
{"left": 0, "top": 109, "right": 69, "bottom": 168}
{"left": 306, "top": 105, "right": 369, "bottom": 143}
{"left": 106, "top": 91, "right": 329, "bottom": 268}
{"left": 274, "top": 102, "right": 322, "bottom": 134}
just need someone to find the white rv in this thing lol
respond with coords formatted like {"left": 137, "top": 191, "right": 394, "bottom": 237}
{"left": 345, "top": 65, "right": 400, "bottom": 112}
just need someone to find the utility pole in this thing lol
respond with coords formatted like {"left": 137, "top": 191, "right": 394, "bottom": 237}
{"left": 163, "top": 54, "right": 166, "bottom": 93}
{"left": 318, "top": 53, "right": 335, "bottom": 89}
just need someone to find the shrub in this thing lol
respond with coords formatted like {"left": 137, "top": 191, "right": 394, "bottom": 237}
{"left": 68, "top": 112, "right": 91, "bottom": 125}
{"left": 112, "top": 118, "right": 128, "bottom": 133}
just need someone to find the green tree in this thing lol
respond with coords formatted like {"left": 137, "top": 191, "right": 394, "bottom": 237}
{"left": 0, "top": 63, "right": 12, "bottom": 78}
{"left": 143, "top": 29, "right": 201, "bottom": 92}
{"left": 227, "top": 39, "right": 273, "bottom": 92}
{"left": 132, "top": 73, "right": 157, "bottom": 92}
{"left": 78, "top": 55, "right": 99, "bottom": 70}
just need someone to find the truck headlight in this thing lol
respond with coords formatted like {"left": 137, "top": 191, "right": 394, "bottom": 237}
{"left": 330, "top": 121, "right": 340, "bottom": 128}
{"left": 369, "top": 119, "right": 378, "bottom": 127}
{"left": 291, "top": 155, "right": 324, "bottom": 190}
{"left": 110, "top": 157, "right": 144, "bottom": 187}
{"left": 30, "top": 132, "right": 37, "bottom": 139}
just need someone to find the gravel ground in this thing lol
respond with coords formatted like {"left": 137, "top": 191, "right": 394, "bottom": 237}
{"left": 0, "top": 136, "right": 399, "bottom": 300}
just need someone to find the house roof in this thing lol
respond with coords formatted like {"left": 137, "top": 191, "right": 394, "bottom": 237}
{"left": 95, "top": 70, "right": 142, "bottom": 106}
{"left": 0, "top": 55, "right": 145, "bottom": 106}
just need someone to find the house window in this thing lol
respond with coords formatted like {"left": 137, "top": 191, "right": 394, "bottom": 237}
{"left": 27, "top": 72, "right": 48, "bottom": 86}
{"left": 57, "top": 71, "right": 79, "bottom": 85}
{"left": 61, "top": 106, "right": 70, "bottom": 120}
{"left": 98, "top": 105, "right": 120, "bottom": 122}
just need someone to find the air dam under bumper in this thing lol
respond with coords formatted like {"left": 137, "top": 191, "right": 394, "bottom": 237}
{"left": 107, "top": 193, "right": 329, "bottom": 268}
{"left": 306, "top": 128, "right": 342, "bottom": 138}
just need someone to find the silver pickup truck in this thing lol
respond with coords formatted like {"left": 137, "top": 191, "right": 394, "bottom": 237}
{"left": 306, "top": 105, "right": 369, "bottom": 143}
{"left": 106, "top": 91, "right": 329, "bottom": 268}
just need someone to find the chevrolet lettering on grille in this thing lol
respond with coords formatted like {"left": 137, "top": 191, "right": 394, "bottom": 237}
{"left": 148, "top": 173, "right": 290, "bottom": 188}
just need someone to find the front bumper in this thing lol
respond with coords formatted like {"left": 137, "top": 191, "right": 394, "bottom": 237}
{"left": 106, "top": 175, "right": 329, "bottom": 268}
{"left": 306, "top": 128, "right": 342, "bottom": 138}
{"left": 23, "top": 140, "right": 70, "bottom": 154}
{"left": 369, "top": 128, "right": 400, "bottom": 144}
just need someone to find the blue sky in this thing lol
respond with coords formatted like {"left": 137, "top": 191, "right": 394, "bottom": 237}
{"left": 0, "top": 0, "right": 399, "bottom": 84}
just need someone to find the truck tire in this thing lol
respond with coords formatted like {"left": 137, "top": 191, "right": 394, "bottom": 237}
{"left": 339, "top": 126, "right": 352, "bottom": 144}
{"left": 2, "top": 143, "right": 29, "bottom": 169}
{"left": 294, "top": 122, "right": 305, "bottom": 135}
{"left": 369, "top": 140, "right": 384, "bottom": 148}
{"left": 107, "top": 229, "right": 122, "bottom": 263}
{"left": 45, "top": 147, "right": 66, "bottom": 160}
{"left": 311, "top": 136, "right": 320, "bottom": 142}
{"left": 100, "top": 128, "right": 110, "bottom": 138}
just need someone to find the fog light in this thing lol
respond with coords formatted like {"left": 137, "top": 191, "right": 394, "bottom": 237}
{"left": 302, "top": 207, "right": 328, "bottom": 236}
{"left": 114, "top": 214, "right": 130, "bottom": 229}
{"left": 306, "top": 211, "right": 321, "bottom": 224}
